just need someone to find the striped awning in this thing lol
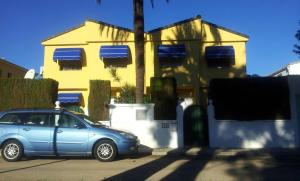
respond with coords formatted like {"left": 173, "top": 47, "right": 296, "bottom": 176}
{"left": 53, "top": 48, "right": 83, "bottom": 61}
{"left": 205, "top": 46, "right": 235, "bottom": 60}
{"left": 100, "top": 45, "right": 129, "bottom": 58}
{"left": 158, "top": 44, "right": 186, "bottom": 58}
{"left": 58, "top": 93, "right": 81, "bottom": 104}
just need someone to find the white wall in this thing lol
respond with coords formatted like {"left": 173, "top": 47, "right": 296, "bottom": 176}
{"left": 108, "top": 104, "right": 179, "bottom": 149}
{"left": 288, "top": 63, "right": 300, "bottom": 75}
{"left": 208, "top": 76, "right": 300, "bottom": 148}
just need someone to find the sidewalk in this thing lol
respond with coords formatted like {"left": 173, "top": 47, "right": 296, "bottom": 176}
{"left": 146, "top": 147, "right": 300, "bottom": 159}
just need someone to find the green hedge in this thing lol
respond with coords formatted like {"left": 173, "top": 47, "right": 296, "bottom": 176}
{"left": 150, "top": 77, "right": 177, "bottom": 120}
{"left": 0, "top": 78, "right": 58, "bottom": 111}
{"left": 88, "top": 80, "right": 111, "bottom": 121}
{"left": 210, "top": 77, "right": 291, "bottom": 120}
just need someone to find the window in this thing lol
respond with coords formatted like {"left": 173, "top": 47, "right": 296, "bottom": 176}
{"left": 57, "top": 114, "right": 84, "bottom": 128}
{"left": 22, "top": 113, "right": 53, "bottom": 127}
{"left": 0, "top": 69, "right": 2, "bottom": 77}
{"left": 7, "top": 72, "right": 12, "bottom": 78}
{"left": 0, "top": 114, "right": 22, "bottom": 125}
{"left": 59, "top": 61, "right": 82, "bottom": 71}
{"left": 205, "top": 46, "right": 235, "bottom": 68}
{"left": 0, "top": 113, "right": 53, "bottom": 126}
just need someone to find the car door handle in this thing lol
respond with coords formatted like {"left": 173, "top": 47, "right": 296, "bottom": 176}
{"left": 23, "top": 128, "right": 31, "bottom": 131}
{"left": 57, "top": 130, "right": 63, "bottom": 133}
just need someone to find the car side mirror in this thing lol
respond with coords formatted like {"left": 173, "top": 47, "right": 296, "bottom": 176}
{"left": 74, "top": 123, "right": 85, "bottom": 129}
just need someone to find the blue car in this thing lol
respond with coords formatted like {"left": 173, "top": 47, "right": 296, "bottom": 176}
{"left": 0, "top": 109, "right": 139, "bottom": 162}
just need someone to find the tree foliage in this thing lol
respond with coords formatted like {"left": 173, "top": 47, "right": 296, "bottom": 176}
{"left": 294, "top": 21, "right": 300, "bottom": 56}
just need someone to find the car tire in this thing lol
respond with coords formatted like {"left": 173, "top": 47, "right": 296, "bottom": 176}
{"left": 1, "top": 140, "right": 24, "bottom": 162}
{"left": 94, "top": 140, "right": 117, "bottom": 162}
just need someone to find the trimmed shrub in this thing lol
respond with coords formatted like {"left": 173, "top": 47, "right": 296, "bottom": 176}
{"left": 150, "top": 77, "right": 177, "bottom": 120}
{"left": 0, "top": 78, "right": 58, "bottom": 111}
{"left": 88, "top": 80, "right": 111, "bottom": 121}
{"left": 209, "top": 77, "right": 291, "bottom": 120}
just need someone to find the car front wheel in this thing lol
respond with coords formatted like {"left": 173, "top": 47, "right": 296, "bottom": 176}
{"left": 1, "top": 140, "right": 24, "bottom": 162}
{"left": 94, "top": 140, "right": 117, "bottom": 162}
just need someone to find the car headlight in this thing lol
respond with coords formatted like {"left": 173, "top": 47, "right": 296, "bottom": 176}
{"left": 120, "top": 132, "right": 136, "bottom": 139}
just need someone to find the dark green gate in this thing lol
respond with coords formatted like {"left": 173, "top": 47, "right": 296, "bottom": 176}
{"left": 183, "top": 105, "right": 208, "bottom": 146}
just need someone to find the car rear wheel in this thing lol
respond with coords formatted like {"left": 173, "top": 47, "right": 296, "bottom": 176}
{"left": 1, "top": 140, "right": 24, "bottom": 162}
{"left": 94, "top": 140, "right": 117, "bottom": 162}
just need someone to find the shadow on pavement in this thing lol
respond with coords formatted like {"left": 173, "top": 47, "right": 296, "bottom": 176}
{"left": 224, "top": 149, "right": 300, "bottom": 181}
{"left": 104, "top": 149, "right": 214, "bottom": 181}
{"left": 0, "top": 159, "right": 68, "bottom": 174}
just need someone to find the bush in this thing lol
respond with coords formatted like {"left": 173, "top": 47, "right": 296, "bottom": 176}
{"left": 150, "top": 77, "right": 177, "bottom": 120}
{"left": 0, "top": 78, "right": 58, "bottom": 111}
{"left": 88, "top": 80, "right": 111, "bottom": 121}
{"left": 116, "top": 84, "right": 135, "bottom": 103}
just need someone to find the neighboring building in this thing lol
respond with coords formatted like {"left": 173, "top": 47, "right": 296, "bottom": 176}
{"left": 270, "top": 60, "right": 300, "bottom": 77}
{"left": 0, "top": 58, "right": 27, "bottom": 78}
{"left": 42, "top": 15, "right": 249, "bottom": 113}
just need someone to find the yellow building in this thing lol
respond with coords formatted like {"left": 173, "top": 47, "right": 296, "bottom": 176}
{"left": 0, "top": 58, "right": 27, "bottom": 78}
{"left": 42, "top": 15, "right": 248, "bottom": 111}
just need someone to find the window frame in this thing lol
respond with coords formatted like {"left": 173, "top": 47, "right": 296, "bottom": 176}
{"left": 56, "top": 112, "right": 87, "bottom": 129}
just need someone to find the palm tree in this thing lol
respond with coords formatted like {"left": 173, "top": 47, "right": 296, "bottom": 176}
{"left": 133, "top": 0, "right": 145, "bottom": 103}
{"left": 294, "top": 21, "right": 300, "bottom": 57}
{"left": 97, "top": 0, "right": 168, "bottom": 103}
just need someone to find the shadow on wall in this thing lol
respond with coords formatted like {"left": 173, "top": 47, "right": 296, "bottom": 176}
{"left": 149, "top": 19, "right": 246, "bottom": 105}
{"left": 97, "top": 22, "right": 133, "bottom": 86}
{"left": 214, "top": 120, "right": 295, "bottom": 148}
{"left": 150, "top": 121, "right": 172, "bottom": 148}
{"left": 98, "top": 23, "right": 131, "bottom": 42}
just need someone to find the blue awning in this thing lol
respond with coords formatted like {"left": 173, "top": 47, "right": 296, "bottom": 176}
{"left": 58, "top": 93, "right": 81, "bottom": 104}
{"left": 158, "top": 44, "right": 186, "bottom": 58}
{"left": 205, "top": 46, "right": 235, "bottom": 60}
{"left": 100, "top": 45, "right": 129, "bottom": 58}
{"left": 53, "top": 48, "right": 83, "bottom": 61}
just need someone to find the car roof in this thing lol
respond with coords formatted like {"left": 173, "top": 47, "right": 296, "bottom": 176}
{"left": 1, "top": 108, "right": 65, "bottom": 114}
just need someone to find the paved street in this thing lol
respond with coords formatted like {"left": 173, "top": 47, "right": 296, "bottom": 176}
{"left": 1, "top": 150, "right": 300, "bottom": 181}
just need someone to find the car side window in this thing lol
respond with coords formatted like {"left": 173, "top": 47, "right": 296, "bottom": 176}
{"left": 21, "top": 113, "right": 52, "bottom": 127}
{"left": 58, "top": 114, "right": 84, "bottom": 128}
{"left": 0, "top": 114, "right": 22, "bottom": 125}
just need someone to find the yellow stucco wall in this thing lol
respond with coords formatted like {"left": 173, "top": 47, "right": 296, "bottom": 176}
{"left": 42, "top": 17, "right": 248, "bottom": 109}
{"left": 0, "top": 59, "right": 27, "bottom": 78}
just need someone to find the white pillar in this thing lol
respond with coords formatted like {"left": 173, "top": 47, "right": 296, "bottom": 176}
{"left": 55, "top": 101, "right": 60, "bottom": 109}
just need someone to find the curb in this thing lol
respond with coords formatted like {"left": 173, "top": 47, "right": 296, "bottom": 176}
{"left": 140, "top": 147, "right": 300, "bottom": 159}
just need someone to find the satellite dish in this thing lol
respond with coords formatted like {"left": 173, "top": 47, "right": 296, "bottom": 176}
{"left": 24, "top": 69, "right": 35, "bottom": 79}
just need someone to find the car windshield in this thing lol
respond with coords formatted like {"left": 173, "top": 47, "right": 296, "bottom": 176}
{"left": 76, "top": 114, "right": 104, "bottom": 127}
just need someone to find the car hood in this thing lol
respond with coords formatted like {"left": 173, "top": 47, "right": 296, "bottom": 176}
{"left": 92, "top": 124, "right": 133, "bottom": 134}
{"left": 92, "top": 125, "right": 135, "bottom": 136}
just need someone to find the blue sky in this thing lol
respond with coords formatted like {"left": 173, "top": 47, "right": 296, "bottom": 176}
{"left": 0, "top": 0, "right": 299, "bottom": 76}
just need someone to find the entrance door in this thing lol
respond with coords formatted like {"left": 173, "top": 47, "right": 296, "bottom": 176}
{"left": 183, "top": 105, "right": 208, "bottom": 146}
